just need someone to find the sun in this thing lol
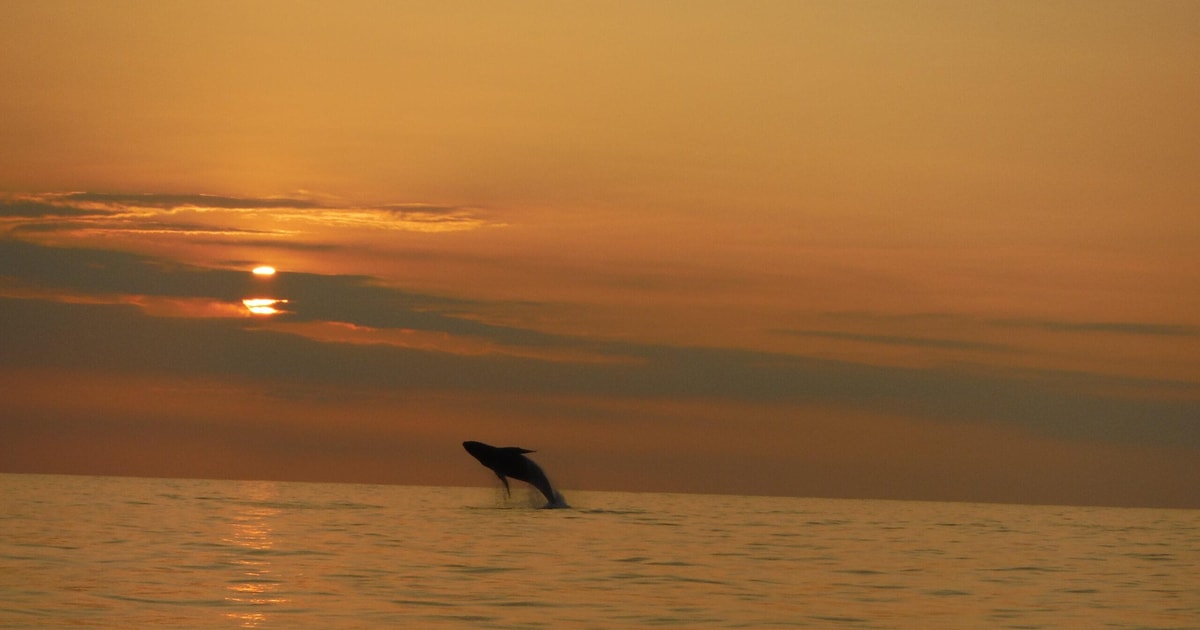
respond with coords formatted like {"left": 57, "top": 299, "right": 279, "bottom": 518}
{"left": 252, "top": 266, "right": 276, "bottom": 277}
{"left": 242, "top": 298, "right": 286, "bottom": 315}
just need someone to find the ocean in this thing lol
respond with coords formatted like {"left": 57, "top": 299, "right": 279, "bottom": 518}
{"left": 1, "top": 473, "right": 1196, "bottom": 628}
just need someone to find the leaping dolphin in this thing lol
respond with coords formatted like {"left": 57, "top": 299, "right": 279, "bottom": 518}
{"left": 462, "top": 440, "right": 566, "bottom": 507}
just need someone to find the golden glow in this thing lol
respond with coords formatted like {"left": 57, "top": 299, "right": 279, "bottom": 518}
{"left": 242, "top": 298, "right": 286, "bottom": 316}
{"left": 1, "top": 3, "right": 1197, "bottom": 508}
{"left": 252, "top": 266, "right": 276, "bottom": 277}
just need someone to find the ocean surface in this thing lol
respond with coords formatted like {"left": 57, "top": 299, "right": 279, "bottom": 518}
{"left": 1, "top": 474, "right": 1197, "bottom": 628}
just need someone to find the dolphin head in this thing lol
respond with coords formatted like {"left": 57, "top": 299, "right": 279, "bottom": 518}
{"left": 462, "top": 440, "right": 493, "bottom": 462}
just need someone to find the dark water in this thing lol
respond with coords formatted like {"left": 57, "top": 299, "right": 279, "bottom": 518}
{"left": 1, "top": 474, "right": 1197, "bottom": 628}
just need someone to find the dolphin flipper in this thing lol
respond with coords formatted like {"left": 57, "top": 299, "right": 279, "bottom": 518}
{"left": 495, "top": 472, "right": 511, "bottom": 496}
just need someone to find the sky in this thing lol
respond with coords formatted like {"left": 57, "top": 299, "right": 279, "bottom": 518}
{"left": 1, "top": 1, "right": 1197, "bottom": 508}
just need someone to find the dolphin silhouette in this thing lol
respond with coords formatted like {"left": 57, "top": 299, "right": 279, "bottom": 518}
{"left": 462, "top": 440, "right": 566, "bottom": 507}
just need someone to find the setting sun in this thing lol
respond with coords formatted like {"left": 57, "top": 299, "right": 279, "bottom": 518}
{"left": 252, "top": 266, "right": 276, "bottom": 277}
{"left": 242, "top": 298, "right": 286, "bottom": 316}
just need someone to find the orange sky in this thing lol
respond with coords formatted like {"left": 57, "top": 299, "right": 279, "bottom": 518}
{"left": 1, "top": 2, "right": 1197, "bottom": 507}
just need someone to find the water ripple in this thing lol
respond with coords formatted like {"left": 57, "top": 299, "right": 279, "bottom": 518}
{"left": 2, "top": 474, "right": 1198, "bottom": 629}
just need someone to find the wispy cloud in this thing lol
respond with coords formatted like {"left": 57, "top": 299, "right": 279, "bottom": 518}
{"left": 2, "top": 295, "right": 1196, "bottom": 450}
{"left": 819, "top": 310, "right": 1200, "bottom": 339}
{"left": 2, "top": 236, "right": 1196, "bottom": 453}
{"left": 43, "top": 192, "right": 326, "bottom": 209}
{"left": 0, "top": 193, "right": 497, "bottom": 239}
{"left": 0, "top": 200, "right": 102, "bottom": 218}
{"left": 993, "top": 318, "right": 1200, "bottom": 337}
{"left": 210, "top": 240, "right": 344, "bottom": 253}
{"left": 775, "top": 328, "right": 1010, "bottom": 352}
{"left": 10, "top": 220, "right": 275, "bottom": 237}
{"left": 0, "top": 239, "right": 575, "bottom": 354}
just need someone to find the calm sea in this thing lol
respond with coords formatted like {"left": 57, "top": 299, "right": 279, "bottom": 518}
{"left": 1, "top": 474, "right": 1197, "bottom": 628}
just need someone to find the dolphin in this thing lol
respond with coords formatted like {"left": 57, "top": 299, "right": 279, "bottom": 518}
{"left": 462, "top": 440, "right": 566, "bottom": 507}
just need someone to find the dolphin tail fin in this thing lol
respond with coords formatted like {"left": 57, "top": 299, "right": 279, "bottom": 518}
{"left": 529, "top": 476, "right": 562, "bottom": 507}
{"left": 544, "top": 491, "right": 569, "bottom": 509}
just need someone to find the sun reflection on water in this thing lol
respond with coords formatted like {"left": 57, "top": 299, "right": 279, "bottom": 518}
{"left": 223, "top": 482, "right": 287, "bottom": 628}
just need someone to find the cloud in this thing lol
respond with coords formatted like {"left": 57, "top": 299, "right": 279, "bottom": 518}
{"left": 0, "top": 238, "right": 569, "bottom": 349}
{"left": 50, "top": 192, "right": 326, "bottom": 209}
{"left": 3, "top": 214, "right": 1198, "bottom": 463}
{"left": 1, "top": 192, "right": 496, "bottom": 238}
{"left": 824, "top": 311, "right": 1200, "bottom": 339}
{"left": 0, "top": 200, "right": 103, "bottom": 218}
{"left": 10, "top": 220, "right": 274, "bottom": 237}
{"left": 993, "top": 318, "right": 1200, "bottom": 337}
{"left": 209, "top": 240, "right": 344, "bottom": 252}
{"left": 2, "top": 294, "right": 1196, "bottom": 450}
{"left": 775, "top": 328, "right": 1010, "bottom": 352}
{"left": 4, "top": 238, "right": 1197, "bottom": 453}
{"left": 0, "top": 239, "right": 254, "bottom": 301}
